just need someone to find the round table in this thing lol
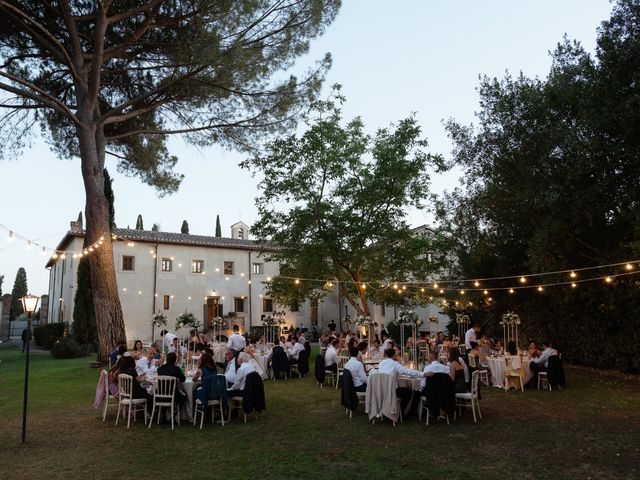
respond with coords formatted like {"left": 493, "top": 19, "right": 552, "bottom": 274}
{"left": 486, "top": 355, "right": 533, "bottom": 388}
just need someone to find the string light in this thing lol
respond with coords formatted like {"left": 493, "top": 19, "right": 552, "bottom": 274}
{"left": 625, "top": 263, "right": 633, "bottom": 271}
{"left": 474, "top": 281, "right": 480, "bottom": 287}
{"left": 605, "top": 276, "right": 613, "bottom": 283}
{"left": 570, "top": 271, "right": 577, "bottom": 278}
{"left": 509, "top": 288, "right": 515, "bottom": 294}
{"left": 537, "top": 286, "right": 544, "bottom": 292}
{"left": 294, "top": 278, "right": 300, "bottom": 285}
{"left": 519, "top": 276, "right": 527, "bottom": 284}
{"left": 571, "top": 282, "right": 577, "bottom": 288}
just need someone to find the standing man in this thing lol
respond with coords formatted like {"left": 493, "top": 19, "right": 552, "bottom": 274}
{"left": 227, "top": 325, "right": 246, "bottom": 355}
{"left": 465, "top": 322, "right": 481, "bottom": 353}
{"left": 328, "top": 319, "right": 337, "bottom": 333}
{"left": 21, "top": 327, "right": 30, "bottom": 353}
{"left": 160, "top": 329, "right": 177, "bottom": 353}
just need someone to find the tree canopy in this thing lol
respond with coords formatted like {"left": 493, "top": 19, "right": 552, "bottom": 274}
{"left": 242, "top": 93, "right": 452, "bottom": 315}
{"left": 438, "top": 0, "right": 640, "bottom": 372}
{"left": 0, "top": 1, "right": 341, "bottom": 360}
{"left": 10, "top": 267, "right": 28, "bottom": 320}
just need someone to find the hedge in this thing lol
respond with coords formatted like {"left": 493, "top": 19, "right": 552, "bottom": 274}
{"left": 33, "top": 323, "right": 65, "bottom": 350}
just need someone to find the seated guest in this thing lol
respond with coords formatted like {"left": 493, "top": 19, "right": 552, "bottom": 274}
{"left": 371, "top": 339, "right": 383, "bottom": 358}
{"left": 287, "top": 336, "right": 305, "bottom": 364}
{"left": 227, "top": 325, "right": 246, "bottom": 354}
{"left": 227, "top": 352, "right": 256, "bottom": 397}
{"left": 493, "top": 339, "right": 504, "bottom": 355}
{"left": 222, "top": 349, "right": 238, "bottom": 387}
{"left": 528, "top": 342, "right": 540, "bottom": 358}
{"left": 116, "top": 356, "right": 152, "bottom": 410}
{"left": 529, "top": 340, "right": 558, "bottom": 379}
{"left": 156, "top": 352, "right": 187, "bottom": 406}
{"left": 168, "top": 338, "right": 187, "bottom": 360}
{"left": 344, "top": 347, "right": 367, "bottom": 392}
{"left": 378, "top": 348, "right": 426, "bottom": 379}
{"left": 255, "top": 335, "right": 268, "bottom": 353}
{"left": 278, "top": 336, "right": 287, "bottom": 348}
{"left": 132, "top": 340, "right": 144, "bottom": 352}
{"left": 417, "top": 332, "right": 428, "bottom": 348}
{"left": 356, "top": 341, "right": 368, "bottom": 362}
{"left": 435, "top": 332, "right": 445, "bottom": 346}
{"left": 378, "top": 348, "right": 426, "bottom": 411}
{"left": 202, "top": 346, "right": 214, "bottom": 357}
{"left": 448, "top": 350, "right": 468, "bottom": 393}
{"left": 507, "top": 341, "right": 518, "bottom": 356}
{"left": 347, "top": 337, "right": 358, "bottom": 353}
{"left": 381, "top": 333, "right": 392, "bottom": 351}
{"left": 421, "top": 352, "right": 450, "bottom": 390}
{"left": 468, "top": 341, "right": 492, "bottom": 383}
{"left": 109, "top": 341, "right": 127, "bottom": 366}
{"left": 192, "top": 352, "right": 217, "bottom": 383}
{"left": 325, "top": 339, "right": 339, "bottom": 373}
{"left": 135, "top": 348, "right": 162, "bottom": 378}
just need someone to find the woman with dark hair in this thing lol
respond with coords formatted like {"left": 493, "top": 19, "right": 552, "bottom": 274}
{"left": 116, "top": 356, "right": 153, "bottom": 405}
{"left": 356, "top": 341, "right": 368, "bottom": 362}
{"left": 133, "top": 340, "right": 143, "bottom": 351}
{"left": 507, "top": 341, "right": 518, "bottom": 356}
{"left": 192, "top": 352, "right": 217, "bottom": 382}
{"left": 448, "top": 350, "right": 468, "bottom": 393}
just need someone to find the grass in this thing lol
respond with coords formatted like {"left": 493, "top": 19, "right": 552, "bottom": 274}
{"left": 0, "top": 344, "right": 639, "bottom": 480}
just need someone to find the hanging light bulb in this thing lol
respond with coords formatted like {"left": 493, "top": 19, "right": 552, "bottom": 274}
{"left": 60, "top": 254, "right": 66, "bottom": 260}
{"left": 433, "top": 283, "right": 439, "bottom": 289}
{"left": 571, "top": 282, "right": 577, "bottom": 288}
{"left": 483, "top": 289, "right": 488, "bottom": 295}
{"left": 625, "top": 263, "right": 633, "bottom": 271}
{"left": 26, "top": 240, "right": 32, "bottom": 250}
{"left": 420, "top": 288, "right": 425, "bottom": 293}
{"left": 294, "top": 278, "right": 300, "bottom": 285}
{"left": 570, "top": 271, "right": 577, "bottom": 278}
{"left": 605, "top": 276, "right": 613, "bottom": 283}
{"left": 519, "top": 276, "right": 527, "bottom": 284}
{"left": 439, "top": 289, "right": 444, "bottom": 294}
{"left": 41, "top": 247, "right": 46, "bottom": 256}
{"left": 361, "top": 283, "right": 367, "bottom": 290}
{"left": 537, "top": 286, "right": 544, "bottom": 292}
{"left": 8, "top": 230, "right": 14, "bottom": 241}
{"left": 509, "top": 288, "right": 515, "bottom": 294}
{"left": 460, "top": 290, "right": 465, "bottom": 295}
{"left": 474, "top": 280, "right": 480, "bottom": 287}
{"left": 392, "top": 283, "right": 398, "bottom": 289}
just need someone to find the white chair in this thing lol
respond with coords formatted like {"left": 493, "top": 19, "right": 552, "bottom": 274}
{"left": 100, "top": 369, "right": 118, "bottom": 422}
{"left": 467, "top": 354, "right": 490, "bottom": 386}
{"left": 115, "top": 374, "right": 148, "bottom": 428}
{"left": 418, "top": 395, "right": 431, "bottom": 425}
{"left": 455, "top": 370, "right": 482, "bottom": 423}
{"left": 537, "top": 371, "right": 551, "bottom": 391}
{"left": 504, "top": 356, "right": 524, "bottom": 392}
{"left": 366, "top": 373, "right": 402, "bottom": 426}
{"left": 325, "top": 368, "right": 337, "bottom": 388}
{"left": 148, "top": 376, "right": 180, "bottom": 430}
{"left": 193, "top": 396, "right": 225, "bottom": 429}
{"left": 335, "top": 356, "right": 349, "bottom": 390}
{"left": 228, "top": 396, "right": 247, "bottom": 423}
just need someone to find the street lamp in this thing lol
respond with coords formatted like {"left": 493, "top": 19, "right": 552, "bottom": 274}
{"left": 20, "top": 293, "right": 40, "bottom": 444}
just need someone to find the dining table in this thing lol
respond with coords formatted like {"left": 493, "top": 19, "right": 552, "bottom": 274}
{"left": 486, "top": 355, "right": 533, "bottom": 388}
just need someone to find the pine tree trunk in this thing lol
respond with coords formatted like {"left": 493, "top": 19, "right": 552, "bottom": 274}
{"left": 77, "top": 120, "right": 126, "bottom": 362}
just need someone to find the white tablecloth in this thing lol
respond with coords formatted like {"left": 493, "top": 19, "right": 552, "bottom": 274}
{"left": 212, "top": 346, "right": 227, "bottom": 363}
{"left": 397, "top": 375, "right": 422, "bottom": 391}
{"left": 487, "top": 356, "right": 533, "bottom": 388}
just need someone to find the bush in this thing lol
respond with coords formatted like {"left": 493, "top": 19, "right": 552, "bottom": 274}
{"left": 32, "top": 323, "right": 65, "bottom": 349}
{"left": 51, "top": 337, "right": 92, "bottom": 359}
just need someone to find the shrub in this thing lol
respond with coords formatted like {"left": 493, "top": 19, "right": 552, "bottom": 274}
{"left": 51, "top": 337, "right": 92, "bottom": 359}
{"left": 32, "top": 323, "right": 65, "bottom": 349}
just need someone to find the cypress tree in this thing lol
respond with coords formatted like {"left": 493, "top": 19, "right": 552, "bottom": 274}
{"left": 135, "top": 214, "right": 144, "bottom": 230}
{"left": 77, "top": 211, "right": 83, "bottom": 230}
{"left": 215, "top": 215, "right": 222, "bottom": 237}
{"left": 181, "top": 220, "right": 189, "bottom": 234}
{"left": 10, "top": 267, "right": 28, "bottom": 320}
{"left": 151, "top": 223, "right": 159, "bottom": 232}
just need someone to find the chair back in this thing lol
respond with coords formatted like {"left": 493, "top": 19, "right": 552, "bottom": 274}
{"left": 470, "top": 370, "right": 480, "bottom": 396}
{"left": 242, "top": 372, "right": 266, "bottom": 414}
{"left": 337, "top": 356, "right": 349, "bottom": 369}
{"left": 298, "top": 349, "right": 310, "bottom": 374}
{"left": 153, "top": 375, "right": 177, "bottom": 402}
{"left": 340, "top": 369, "right": 358, "bottom": 411}
{"left": 101, "top": 370, "right": 110, "bottom": 396}
{"left": 118, "top": 374, "right": 133, "bottom": 399}
{"left": 467, "top": 354, "right": 477, "bottom": 368}
{"left": 314, "top": 354, "right": 326, "bottom": 384}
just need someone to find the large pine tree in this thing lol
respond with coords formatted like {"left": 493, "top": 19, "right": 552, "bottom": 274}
{"left": 72, "top": 169, "right": 115, "bottom": 347}
{"left": 10, "top": 267, "right": 28, "bottom": 320}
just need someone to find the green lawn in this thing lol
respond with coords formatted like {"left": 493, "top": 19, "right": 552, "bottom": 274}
{"left": 0, "top": 344, "right": 639, "bottom": 480}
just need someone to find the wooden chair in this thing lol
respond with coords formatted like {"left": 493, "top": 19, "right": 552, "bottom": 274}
{"left": 504, "top": 356, "right": 524, "bottom": 392}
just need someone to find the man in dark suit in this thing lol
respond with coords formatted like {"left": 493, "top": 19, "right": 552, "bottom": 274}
{"left": 21, "top": 328, "right": 30, "bottom": 353}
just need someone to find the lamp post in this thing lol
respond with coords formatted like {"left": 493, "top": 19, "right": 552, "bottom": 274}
{"left": 20, "top": 294, "right": 40, "bottom": 444}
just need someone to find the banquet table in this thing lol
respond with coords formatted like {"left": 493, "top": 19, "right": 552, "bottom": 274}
{"left": 397, "top": 375, "right": 422, "bottom": 391}
{"left": 486, "top": 355, "right": 533, "bottom": 388}
{"left": 181, "top": 378, "right": 199, "bottom": 422}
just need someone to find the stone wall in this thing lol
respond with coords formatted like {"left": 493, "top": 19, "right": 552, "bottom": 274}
{"left": 0, "top": 293, "right": 11, "bottom": 339}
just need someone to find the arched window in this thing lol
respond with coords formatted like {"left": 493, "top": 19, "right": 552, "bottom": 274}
{"left": 238, "top": 228, "right": 244, "bottom": 239}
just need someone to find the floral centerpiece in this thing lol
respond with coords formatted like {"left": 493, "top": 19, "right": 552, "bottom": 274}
{"left": 175, "top": 312, "right": 202, "bottom": 331}
{"left": 500, "top": 311, "right": 521, "bottom": 326}
{"left": 261, "top": 315, "right": 280, "bottom": 327}
{"left": 211, "top": 316, "right": 225, "bottom": 328}
{"left": 392, "top": 308, "right": 423, "bottom": 327}
{"left": 354, "top": 315, "right": 373, "bottom": 326}
{"left": 152, "top": 312, "right": 167, "bottom": 328}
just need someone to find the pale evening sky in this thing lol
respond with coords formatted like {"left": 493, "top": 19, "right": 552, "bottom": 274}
{"left": 0, "top": 1, "right": 613, "bottom": 295}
